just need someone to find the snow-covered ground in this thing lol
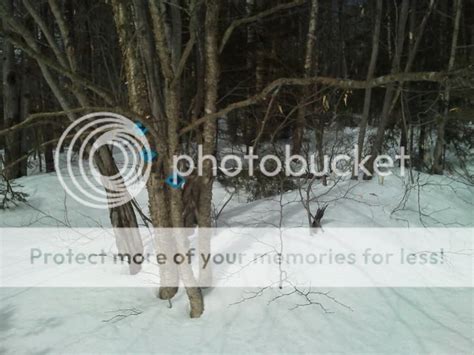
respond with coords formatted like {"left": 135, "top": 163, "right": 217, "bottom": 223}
{"left": 1, "top": 287, "right": 472, "bottom": 354}
{"left": 0, "top": 166, "right": 473, "bottom": 353}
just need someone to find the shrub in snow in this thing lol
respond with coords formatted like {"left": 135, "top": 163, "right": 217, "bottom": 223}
{"left": 0, "top": 174, "right": 28, "bottom": 209}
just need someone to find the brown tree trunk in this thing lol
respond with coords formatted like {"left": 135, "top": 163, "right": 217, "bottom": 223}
{"left": 195, "top": 0, "right": 220, "bottom": 288}
{"left": 130, "top": 0, "right": 179, "bottom": 299}
{"left": 50, "top": 0, "right": 144, "bottom": 274}
{"left": 354, "top": 0, "right": 382, "bottom": 178}
{"left": 293, "top": 0, "right": 319, "bottom": 155}
{"left": 2, "top": 0, "right": 24, "bottom": 180}
{"left": 5, "top": 0, "right": 145, "bottom": 273}
{"left": 19, "top": 52, "right": 32, "bottom": 177}
{"left": 366, "top": 0, "right": 409, "bottom": 177}
{"left": 432, "top": 0, "right": 462, "bottom": 174}
{"left": 244, "top": 0, "right": 257, "bottom": 148}
{"left": 148, "top": 0, "right": 204, "bottom": 317}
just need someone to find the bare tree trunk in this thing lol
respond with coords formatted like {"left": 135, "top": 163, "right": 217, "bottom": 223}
{"left": 417, "top": 122, "right": 426, "bottom": 170}
{"left": 364, "top": 0, "right": 436, "bottom": 178}
{"left": 3, "top": 0, "right": 144, "bottom": 273}
{"left": 124, "top": 0, "right": 179, "bottom": 292}
{"left": 43, "top": 129, "right": 55, "bottom": 172}
{"left": 194, "top": 0, "right": 220, "bottom": 288}
{"left": 169, "top": 0, "right": 182, "bottom": 73}
{"left": 2, "top": 0, "right": 24, "bottom": 180}
{"left": 18, "top": 53, "right": 31, "bottom": 177}
{"left": 243, "top": 0, "right": 256, "bottom": 148}
{"left": 50, "top": 0, "right": 144, "bottom": 274}
{"left": 432, "top": 0, "right": 462, "bottom": 174}
{"left": 148, "top": 0, "right": 204, "bottom": 317}
{"left": 366, "top": 0, "right": 409, "bottom": 177}
{"left": 293, "top": 0, "right": 318, "bottom": 155}
{"left": 389, "top": 0, "right": 436, "bottom": 114}
{"left": 111, "top": 0, "right": 148, "bottom": 115}
{"left": 255, "top": 1, "right": 265, "bottom": 94}
{"left": 354, "top": 0, "right": 382, "bottom": 178}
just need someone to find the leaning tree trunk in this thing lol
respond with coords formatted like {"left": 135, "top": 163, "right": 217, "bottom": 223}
{"left": 49, "top": 0, "right": 144, "bottom": 273}
{"left": 3, "top": 0, "right": 145, "bottom": 273}
{"left": 432, "top": 0, "right": 462, "bottom": 174}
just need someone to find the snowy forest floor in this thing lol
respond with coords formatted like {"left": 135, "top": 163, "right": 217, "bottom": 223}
{"left": 0, "top": 161, "right": 473, "bottom": 354}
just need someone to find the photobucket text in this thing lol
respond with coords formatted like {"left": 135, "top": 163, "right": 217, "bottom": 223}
{"left": 173, "top": 144, "right": 410, "bottom": 179}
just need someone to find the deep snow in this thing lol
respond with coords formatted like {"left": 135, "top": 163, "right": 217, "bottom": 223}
{"left": 0, "top": 165, "right": 473, "bottom": 354}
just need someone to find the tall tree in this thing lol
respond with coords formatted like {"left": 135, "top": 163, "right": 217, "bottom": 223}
{"left": 432, "top": 0, "right": 462, "bottom": 174}
{"left": 2, "top": 0, "right": 25, "bottom": 179}
{"left": 293, "top": 0, "right": 319, "bottom": 155}
{"left": 354, "top": 0, "right": 382, "bottom": 177}
{"left": 365, "top": 0, "right": 410, "bottom": 177}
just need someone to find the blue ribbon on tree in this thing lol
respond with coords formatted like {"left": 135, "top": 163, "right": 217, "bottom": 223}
{"left": 165, "top": 173, "right": 186, "bottom": 189}
{"left": 141, "top": 148, "right": 158, "bottom": 162}
{"left": 135, "top": 121, "right": 148, "bottom": 136}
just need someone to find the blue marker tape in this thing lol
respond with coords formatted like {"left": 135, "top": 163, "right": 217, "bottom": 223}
{"left": 135, "top": 121, "right": 148, "bottom": 136}
{"left": 140, "top": 148, "right": 158, "bottom": 162}
{"left": 165, "top": 173, "right": 186, "bottom": 189}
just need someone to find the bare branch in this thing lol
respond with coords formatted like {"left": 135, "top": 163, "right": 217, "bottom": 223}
{"left": 1, "top": 30, "right": 116, "bottom": 105}
{"left": 219, "top": 0, "right": 305, "bottom": 53}
{"left": 180, "top": 66, "right": 473, "bottom": 134}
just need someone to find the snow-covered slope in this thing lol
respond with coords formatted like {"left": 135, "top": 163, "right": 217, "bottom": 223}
{"left": 0, "top": 170, "right": 472, "bottom": 354}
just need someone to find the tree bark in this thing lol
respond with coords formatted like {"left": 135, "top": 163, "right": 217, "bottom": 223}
{"left": 119, "top": 0, "right": 178, "bottom": 292}
{"left": 365, "top": 0, "right": 410, "bottom": 177}
{"left": 4, "top": 0, "right": 144, "bottom": 273}
{"left": 147, "top": 0, "right": 204, "bottom": 317}
{"left": 432, "top": 0, "right": 462, "bottom": 174}
{"left": 50, "top": 0, "right": 144, "bottom": 274}
{"left": 293, "top": 0, "right": 319, "bottom": 155}
{"left": 2, "top": 0, "right": 24, "bottom": 180}
{"left": 354, "top": 0, "right": 382, "bottom": 178}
